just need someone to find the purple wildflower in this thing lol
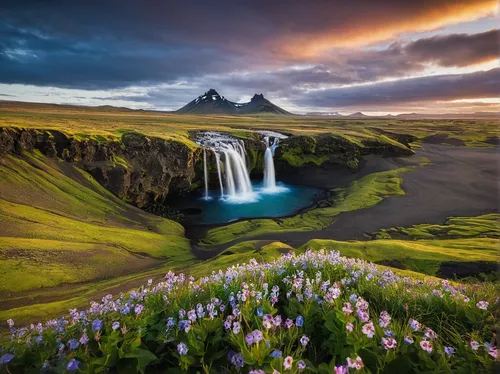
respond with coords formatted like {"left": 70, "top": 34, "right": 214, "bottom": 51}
{"left": 79, "top": 332, "right": 89, "bottom": 345}
{"left": 68, "top": 339, "right": 79, "bottom": 350}
{"left": 177, "top": 342, "right": 188, "bottom": 355}
{"left": 444, "top": 346, "right": 455, "bottom": 357}
{"left": 134, "top": 304, "right": 144, "bottom": 315}
{"left": 66, "top": 359, "right": 79, "bottom": 371}
{"left": 270, "top": 350, "right": 282, "bottom": 358}
{"left": 91, "top": 319, "right": 103, "bottom": 331}
{"left": 300, "top": 335, "right": 309, "bottom": 346}
{"left": 252, "top": 329, "right": 263, "bottom": 343}
{"left": 1, "top": 354, "right": 14, "bottom": 364}
{"left": 295, "top": 315, "right": 304, "bottom": 327}
{"left": 230, "top": 352, "right": 244, "bottom": 367}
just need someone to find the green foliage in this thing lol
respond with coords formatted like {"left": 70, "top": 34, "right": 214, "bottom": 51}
{"left": 0, "top": 250, "right": 497, "bottom": 373}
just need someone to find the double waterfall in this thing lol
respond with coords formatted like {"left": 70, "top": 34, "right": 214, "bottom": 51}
{"left": 198, "top": 131, "right": 286, "bottom": 203}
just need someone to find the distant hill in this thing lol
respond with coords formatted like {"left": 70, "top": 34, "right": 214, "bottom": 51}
{"left": 306, "top": 111, "right": 342, "bottom": 116}
{"left": 305, "top": 110, "right": 499, "bottom": 119}
{"left": 176, "top": 89, "right": 291, "bottom": 115}
{"left": 346, "top": 112, "right": 367, "bottom": 118}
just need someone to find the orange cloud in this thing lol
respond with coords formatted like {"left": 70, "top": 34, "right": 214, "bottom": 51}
{"left": 274, "top": 0, "right": 498, "bottom": 57}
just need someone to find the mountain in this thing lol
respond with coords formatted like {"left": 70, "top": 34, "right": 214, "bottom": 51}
{"left": 346, "top": 112, "right": 367, "bottom": 118}
{"left": 176, "top": 89, "right": 291, "bottom": 115}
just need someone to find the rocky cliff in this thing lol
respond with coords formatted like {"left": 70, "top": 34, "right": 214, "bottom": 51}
{"left": 0, "top": 127, "right": 267, "bottom": 217}
{"left": 0, "top": 128, "right": 204, "bottom": 216}
{"left": 275, "top": 132, "right": 415, "bottom": 171}
{"left": 0, "top": 127, "right": 414, "bottom": 217}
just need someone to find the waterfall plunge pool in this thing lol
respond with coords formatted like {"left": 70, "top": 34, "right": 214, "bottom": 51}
{"left": 171, "top": 182, "right": 324, "bottom": 225}
{"left": 174, "top": 130, "right": 324, "bottom": 225}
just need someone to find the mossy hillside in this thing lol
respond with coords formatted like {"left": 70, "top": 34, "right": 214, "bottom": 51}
{"left": 0, "top": 153, "right": 192, "bottom": 294}
{"left": 277, "top": 131, "right": 414, "bottom": 170}
{"left": 0, "top": 200, "right": 189, "bottom": 258}
{"left": 2, "top": 216, "right": 497, "bottom": 326}
{"left": 299, "top": 238, "right": 499, "bottom": 277}
{"left": 0, "top": 238, "right": 156, "bottom": 293}
{"left": 374, "top": 213, "right": 500, "bottom": 239}
{"left": 0, "top": 152, "right": 184, "bottom": 235}
{"left": 200, "top": 166, "right": 413, "bottom": 246}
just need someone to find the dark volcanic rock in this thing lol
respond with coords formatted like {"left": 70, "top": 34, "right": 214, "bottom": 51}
{"left": 371, "top": 128, "right": 418, "bottom": 147}
{"left": 484, "top": 136, "right": 500, "bottom": 145}
{"left": 375, "top": 259, "right": 406, "bottom": 270}
{"left": 422, "top": 134, "right": 465, "bottom": 146}
{"left": 437, "top": 261, "right": 498, "bottom": 279}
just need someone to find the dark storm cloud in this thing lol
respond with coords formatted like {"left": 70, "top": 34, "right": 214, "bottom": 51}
{"left": 0, "top": 0, "right": 496, "bottom": 90}
{"left": 297, "top": 68, "right": 500, "bottom": 108}
{"left": 405, "top": 29, "right": 500, "bottom": 67}
{"left": 214, "top": 31, "right": 499, "bottom": 95}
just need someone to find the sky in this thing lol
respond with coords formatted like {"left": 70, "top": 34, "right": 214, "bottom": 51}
{"left": 0, "top": 0, "right": 499, "bottom": 115}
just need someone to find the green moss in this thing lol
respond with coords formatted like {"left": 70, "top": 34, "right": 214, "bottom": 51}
{"left": 111, "top": 155, "right": 131, "bottom": 168}
{"left": 281, "top": 150, "right": 329, "bottom": 167}
{"left": 419, "top": 156, "right": 432, "bottom": 165}
{"left": 0, "top": 153, "right": 191, "bottom": 294}
{"left": 375, "top": 214, "right": 500, "bottom": 240}
{"left": 279, "top": 136, "right": 332, "bottom": 167}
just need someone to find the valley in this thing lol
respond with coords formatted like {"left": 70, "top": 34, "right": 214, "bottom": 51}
{"left": 0, "top": 102, "right": 498, "bottom": 328}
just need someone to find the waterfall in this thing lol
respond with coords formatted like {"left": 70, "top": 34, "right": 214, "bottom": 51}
{"left": 196, "top": 131, "right": 287, "bottom": 203}
{"left": 203, "top": 148, "right": 209, "bottom": 200}
{"left": 213, "top": 150, "right": 224, "bottom": 197}
{"left": 223, "top": 150, "right": 236, "bottom": 196}
{"left": 263, "top": 136, "right": 277, "bottom": 190}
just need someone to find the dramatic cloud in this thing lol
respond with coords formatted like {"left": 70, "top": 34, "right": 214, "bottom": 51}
{"left": 297, "top": 68, "right": 500, "bottom": 108}
{"left": 405, "top": 29, "right": 500, "bottom": 67}
{"left": 0, "top": 0, "right": 498, "bottom": 112}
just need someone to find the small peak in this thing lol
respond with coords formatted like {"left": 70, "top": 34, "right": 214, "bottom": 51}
{"left": 251, "top": 93, "right": 265, "bottom": 101}
{"left": 205, "top": 88, "right": 219, "bottom": 96}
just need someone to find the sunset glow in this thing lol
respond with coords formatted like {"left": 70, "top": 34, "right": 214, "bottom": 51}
{"left": 0, "top": 0, "right": 498, "bottom": 114}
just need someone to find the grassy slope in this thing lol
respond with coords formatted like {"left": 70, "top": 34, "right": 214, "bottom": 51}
{"left": 0, "top": 152, "right": 192, "bottom": 294}
{"left": 300, "top": 238, "right": 498, "bottom": 276}
{"left": 298, "top": 214, "right": 500, "bottom": 276}
{"left": 200, "top": 166, "right": 414, "bottom": 246}
{"left": 2, "top": 217, "right": 498, "bottom": 326}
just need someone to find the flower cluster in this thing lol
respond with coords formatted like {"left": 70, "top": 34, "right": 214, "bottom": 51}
{"left": 0, "top": 250, "right": 496, "bottom": 373}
